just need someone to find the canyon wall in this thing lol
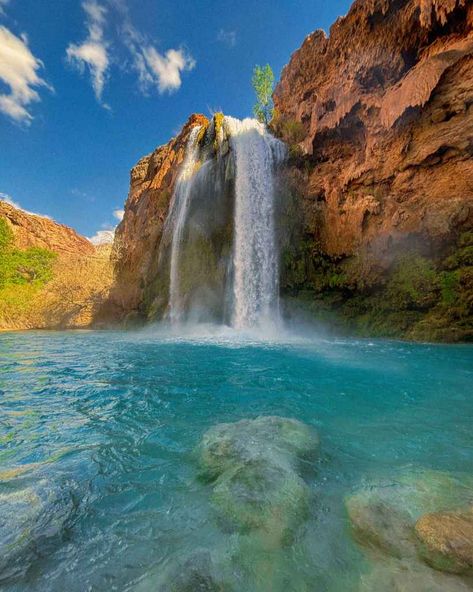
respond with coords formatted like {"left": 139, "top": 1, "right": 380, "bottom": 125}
{"left": 109, "top": 0, "right": 473, "bottom": 340}
{"left": 0, "top": 200, "right": 94, "bottom": 256}
{"left": 0, "top": 200, "right": 112, "bottom": 330}
{"left": 272, "top": 0, "right": 473, "bottom": 340}
{"left": 109, "top": 114, "right": 208, "bottom": 322}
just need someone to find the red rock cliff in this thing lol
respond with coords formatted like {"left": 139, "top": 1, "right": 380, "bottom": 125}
{"left": 274, "top": 0, "right": 473, "bottom": 261}
{"left": 0, "top": 200, "right": 94, "bottom": 257}
{"left": 109, "top": 114, "right": 208, "bottom": 318}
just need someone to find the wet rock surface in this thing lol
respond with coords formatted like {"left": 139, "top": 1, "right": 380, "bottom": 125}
{"left": 346, "top": 470, "right": 473, "bottom": 590}
{"left": 199, "top": 416, "right": 319, "bottom": 544}
{"left": 415, "top": 509, "right": 473, "bottom": 574}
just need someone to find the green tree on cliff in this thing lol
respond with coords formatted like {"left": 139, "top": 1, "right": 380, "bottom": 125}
{"left": 252, "top": 64, "right": 275, "bottom": 125}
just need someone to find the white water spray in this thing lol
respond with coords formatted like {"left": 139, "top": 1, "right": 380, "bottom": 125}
{"left": 224, "top": 117, "right": 286, "bottom": 329}
{"left": 168, "top": 126, "right": 201, "bottom": 323}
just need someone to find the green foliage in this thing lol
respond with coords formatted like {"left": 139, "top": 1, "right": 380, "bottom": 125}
{"left": 385, "top": 255, "right": 439, "bottom": 310}
{"left": 252, "top": 64, "right": 275, "bottom": 125}
{"left": 0, "top": 218, "right": 13, "bottom": 251}
{"left": 0, "top": 217, "right": 56, "bottom": 291}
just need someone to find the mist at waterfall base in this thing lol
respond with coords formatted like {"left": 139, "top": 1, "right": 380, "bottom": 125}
{"left": 1, "top": 330, "right": 473, "bottom": 591}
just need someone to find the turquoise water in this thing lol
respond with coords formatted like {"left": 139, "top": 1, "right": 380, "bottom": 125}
{"left": 1, "top": 328, "right": 472, "bottom": 591}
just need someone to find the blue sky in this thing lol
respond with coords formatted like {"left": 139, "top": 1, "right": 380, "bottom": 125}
{"left": 0, "top": 0, "right": 352, "bottom": 240}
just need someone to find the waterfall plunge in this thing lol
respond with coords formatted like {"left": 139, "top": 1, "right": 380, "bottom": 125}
{"left": 168, "top": 126, "right": 202, "bottom": 323}
{"left": 163, "top": 117, "right": 285, "bottom": 330}
{"left": 225, "top": 117, "right": 286, "bottom": 329}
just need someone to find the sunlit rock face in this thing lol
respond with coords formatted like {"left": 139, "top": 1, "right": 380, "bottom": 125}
{"left": 273, "top": 0, "right": 473, "bottom": 262}
{"left": 109, "top": 114, "right": 209, "bottom": 321}
{"left": 0, "top": 200, "right": 94, "bottom": 256}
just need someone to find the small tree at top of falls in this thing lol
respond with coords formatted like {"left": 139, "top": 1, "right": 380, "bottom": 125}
{"left": 252, "top": 64, "right": 275, "bottom": 125}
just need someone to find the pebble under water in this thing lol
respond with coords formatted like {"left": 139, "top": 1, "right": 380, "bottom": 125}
{"left": 1, "top": 328, "right": 472, "bottom": 591}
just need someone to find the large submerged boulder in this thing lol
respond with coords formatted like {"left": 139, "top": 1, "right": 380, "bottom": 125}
{"left": 346, "top": 469, "right": 473, "bottom": 590}
{"left": 0, "top": 477, "right": 74, "bottom": 582}
{"left": 345, "top": 470, "right": 473, "bottom": 558}
{"left": 198, "top": 416, "right": 319, "bottom": 546}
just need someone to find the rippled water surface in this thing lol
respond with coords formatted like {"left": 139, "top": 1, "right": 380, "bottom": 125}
{"left": 1, "top": 329, "right": 472, "bottom": 591}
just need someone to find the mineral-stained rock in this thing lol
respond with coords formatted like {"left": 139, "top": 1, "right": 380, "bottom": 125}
{"left": 198, "top": 417, "right": 318, "bottom": 547}
{"left": 415, "top": 510, "right": 473, "bottom": 574}
{"left": 274, "top": 0, "right": 473, "bottom": 262}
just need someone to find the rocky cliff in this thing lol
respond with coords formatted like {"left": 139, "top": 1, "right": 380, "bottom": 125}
{"left": 272, "top": 0, "right": 473, "bottom": 341}
{"left": 0, "top": 200, "right": 95, "bottom": 256}
{"left": 109, "top": 114, "right": 209, "bottom": 321}
{"left": 0, "top": 200, "right": 112, "bottom": 331}
{"left": 109, "top": 0, "right": 473, "bottom": 340}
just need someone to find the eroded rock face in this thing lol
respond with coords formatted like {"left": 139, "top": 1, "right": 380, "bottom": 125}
{"left": 109, "top": 114, "right": 209, "bottom": 321}
{"left": 274, "top": 0, "right": 473, "bottom": 263}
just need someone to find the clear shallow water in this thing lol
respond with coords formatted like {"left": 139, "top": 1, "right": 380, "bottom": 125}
{"left": 0, "top": 328, "right": 472, "bottom": 591}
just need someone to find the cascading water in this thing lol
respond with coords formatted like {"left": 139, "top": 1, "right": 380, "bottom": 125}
{"left": 160, "top": 115, "right": 286, "bottom": 330}
{"left": 167, "top": 126, "right": 202, "bottom": 323}
{"left": 224, "top": 117, "right": 286, "bottom": 329}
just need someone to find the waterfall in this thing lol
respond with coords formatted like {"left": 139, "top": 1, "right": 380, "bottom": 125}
{"left": 168, "top": 126, "right": 201, "bottom": 323}
{"left": 224, "top": 117, "right": 286, "bottom": 329}
{"left": 160, "top": 116, "right": 285, "bottom": 330}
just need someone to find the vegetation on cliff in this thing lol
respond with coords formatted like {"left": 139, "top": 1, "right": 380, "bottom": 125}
{"left": 0, "top": 215, "right": 114, "bottom": 331}
{"left": 282, "top": 231, "right": 473, "bottom": 342}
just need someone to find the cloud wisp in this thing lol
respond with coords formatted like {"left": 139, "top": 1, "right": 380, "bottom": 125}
{"left": 123, "top": 21, "right": 196, "bottom": 95}
{"left": 66, "top": 1, "right": 110, "bottom": 106}
{"left": 88, "top": 206, "right": 124, "bottom": 245}
{"left": 0, "top": 26, "right": 52, "bottom": 123}
{"left": 217, "top": 29, "right": 237, "bottom": 48}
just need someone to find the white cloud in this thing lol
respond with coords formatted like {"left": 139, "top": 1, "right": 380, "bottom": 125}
{"left": 113, "top": 208, "right": 124, "bottom": 221}
{"left": 0, "top": 192, "right": 51, "bottom": 219}
{"left": 0, "top": 26, "right": 51, "bottom": 123}
{"left": 217, "top": 29, "right": 236, "bottom": 48}
{"left": 66, "top": 1, "right": 110, "bottom": 105}
{"left": 122, "top": 20, "right": 195, "bottom": 95}
{"left": 88, "top": 229, "right": 115, "bottom": 245}
{"left": 141, "top": 46, "right": 195, "bottom": 93}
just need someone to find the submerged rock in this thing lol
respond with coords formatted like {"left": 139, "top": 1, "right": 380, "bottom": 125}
{"left": 345, "top": 470, "right": 473, "bottom": 559}
{"left": 359, "top": 558, "right": 472, "bottom": 592}
{"left": 415, "top": 510, "right": 473, "bottom": 575}
{"left": 136, "top": 550, "right": 230, "bottom": 592}
{"left": 198, "top": 416, "right": 318, "bottom": 546}
{"left": 0, "top": 478, "right": 74, "bottom": 582}
{"left": 199, "top": 416, "right": 319, "bottom": 480}
{"left": 161, "top": 552, "right": 225, "bottom": 592}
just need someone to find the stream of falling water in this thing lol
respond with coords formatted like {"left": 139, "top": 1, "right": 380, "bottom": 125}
{"left": 165, "top": 117, "right": 285, "bottom": 329}
{"left": 224, "top": 117, "right": 286, "bottom": 330}
{"left": 168, "top": 126, "right": 201, "bottom": 323}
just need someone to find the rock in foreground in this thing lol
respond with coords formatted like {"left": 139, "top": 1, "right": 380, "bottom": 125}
{"left": 415, "top": 510, "right": 473, "bottom": 574}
